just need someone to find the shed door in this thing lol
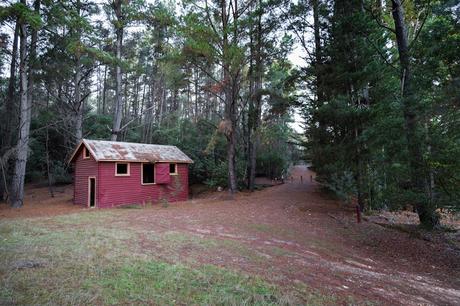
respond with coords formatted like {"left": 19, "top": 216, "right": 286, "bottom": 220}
{"left": 88, "top": 177, "right": 96, "bottom": 208}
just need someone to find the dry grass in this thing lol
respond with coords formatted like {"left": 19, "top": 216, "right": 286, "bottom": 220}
{"left": 0, "top": 211, "right": 337, "bottom": 305}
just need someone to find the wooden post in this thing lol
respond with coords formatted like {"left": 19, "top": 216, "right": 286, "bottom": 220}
{"left": 300, "top": 176, "right": 303, "bottom": 183}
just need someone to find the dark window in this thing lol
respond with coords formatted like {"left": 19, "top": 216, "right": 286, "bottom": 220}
{"left": 142, "top": 163, "right": 155, "bottom": 184}
{"left": 116, "top": 163, "right": 129, "bottom": 175}
{"left": 83, "top": 147, "right": 90, "bottom": 158}
{"left": 169, "top": 163, "right": 177, "bottom": 174}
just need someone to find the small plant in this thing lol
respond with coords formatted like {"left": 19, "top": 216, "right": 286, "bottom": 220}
{"left": 160, "top": 197, "right": 169, "bottom": 208}
{"left": 326, "top": 171, "right": 356, "bottom": 205}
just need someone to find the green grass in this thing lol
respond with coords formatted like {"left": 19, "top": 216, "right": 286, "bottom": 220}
{"left": 90, "top": 261, "right": 300, "bottom": 305}
{"left": 0, "top": 212, "right": 339, "bottom": 305}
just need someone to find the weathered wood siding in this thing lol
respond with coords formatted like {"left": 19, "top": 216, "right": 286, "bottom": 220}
{"left": 155, "top": 163, "right": 171, "bottom": 184}
{"left": 96, "top": 162, "right": 189, "bottom": 208}
{"left": 73, "top": 147, "right": 98, "bottom": 206}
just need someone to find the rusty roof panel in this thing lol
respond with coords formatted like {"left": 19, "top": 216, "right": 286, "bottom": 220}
{"left": 82, "top": 139, "right": 193, "bottom": 163}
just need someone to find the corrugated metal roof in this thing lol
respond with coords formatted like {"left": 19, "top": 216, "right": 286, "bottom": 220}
{"left": 70, "top": 139, "right": 193, "bottom": 163}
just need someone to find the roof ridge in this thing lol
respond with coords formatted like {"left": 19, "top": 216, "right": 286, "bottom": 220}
{"left": 83, "top": 139, "right": 176, "bottom": 147}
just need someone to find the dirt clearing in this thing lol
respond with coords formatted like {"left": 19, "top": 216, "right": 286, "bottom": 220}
{"left": 1, "top": 165, "right": 459, "bottom": 305}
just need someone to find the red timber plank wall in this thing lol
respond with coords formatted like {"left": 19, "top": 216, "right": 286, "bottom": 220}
{"left": 73, "top": 148, "right": 98, "bottom": 206}
{"left": 97, "top": 162, "right": 189, "bottom": 208}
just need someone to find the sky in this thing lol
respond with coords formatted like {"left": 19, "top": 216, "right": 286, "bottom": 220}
{"left": 287, "top": 45, "right": 307, "bottom": 134}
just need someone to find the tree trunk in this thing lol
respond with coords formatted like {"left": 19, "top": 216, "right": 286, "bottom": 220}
{"left": 156, "top": 75, "right": 165, "bottom": 127}
{"left": 27, "top": 0, "right": 40, "bottom": 104}
{"left": 221, "top": 0, "right": 238, "bottom": 195}
{"left": 74, "top": 0, "right": 84, "bottom": 142}
{"left": 133, "top": 76, "right": 139, "bottom": 118}
{"left": 123, "top": 77, "right": 129, "bottom": 122}
{"left": 194, "top": 69, "right": 199, "bottom": 122}
{"left": 246, "top": 4, "right": 255, "bottom": 190}
{"left": 248, "top": 0, "right": 263, "bottom": 191}
{"left": 227, "top": 129, "right": 238, "bottom": 193}
{"left": 10, "top": 1, "right": 31, "bottom": 208}
{"left": 186, "top": 71, "right": 191, "bottom": 119}
{"left": 3, "top": 20, "right": 20, "bottom": 151}
{"left": 0, "top": 19, "right": 20, "bottom": 202}
{"left": 142, "top": 76, "right": 155, "bottom": 142}
{"left": 45, "top": 124, "right": 54, "bottom": 198}
{"left": 96, "top": 64, "right": 101, "bottom": 114}
{"left": 391, "top": 0, "right": 439, "bottom": 228}
{"left": 102, "top": 65, "right": 107, "bottom": 115}
{"left": 74, "top": 64, "right": 83, "bottom": 141}
{"left": 111, "top": 0, "right": 124, "bottom": 141}
{"left": 172, "top": 88, "right": 178, "bottom": 112}
{"left": 311, "top": 0, "right": 328, "bottom": 177}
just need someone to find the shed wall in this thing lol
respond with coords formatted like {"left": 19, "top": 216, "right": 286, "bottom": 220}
{"left": 74, "top": 148, "right": 98, "bottom": 206}
{"left": 97, "top": 162, "right": 189, "bottom": 208}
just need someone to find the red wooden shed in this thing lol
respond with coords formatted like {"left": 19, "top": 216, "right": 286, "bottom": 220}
{"left": 69, "top": 139, "right": 193, "bottom": 208}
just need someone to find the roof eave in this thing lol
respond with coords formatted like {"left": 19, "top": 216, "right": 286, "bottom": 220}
{"left": 68, "top": 141, "right": 84, "bottom": 164}
{"left": 98, "top": 159, "right": 194, "bottom": 164}
{"left": 68, "top": 139, "right": 99, "bottom": 164}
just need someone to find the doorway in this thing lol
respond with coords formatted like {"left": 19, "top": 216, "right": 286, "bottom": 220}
{"left": 88, "top": 177, "right": 96, "bottom": 208}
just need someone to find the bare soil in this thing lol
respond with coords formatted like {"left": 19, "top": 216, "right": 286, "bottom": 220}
{"left": 1, "top": 165, "right": 460, "bottom": 305}
{"left": 0, "top": 184, "right": 80, "bottom": 218}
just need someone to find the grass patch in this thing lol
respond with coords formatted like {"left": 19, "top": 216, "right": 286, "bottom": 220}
{"left": 51, "top": 210, "right": 119, "bottom": 225}
{"left": 117, "top": 204, "right": 144, "bottom": 209}
{"left": 0, "top": 212, "right": 342, "bottom": 305}
{"left": 144, "top": 231, "right": 270, "bottom": 264}
{"left": 89, "top": 260, "right": 309, "bottom": 305}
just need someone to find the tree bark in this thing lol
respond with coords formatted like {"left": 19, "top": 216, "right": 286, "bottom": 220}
{"left": 246, "top": 31, "right": 254, "bottom": 190}
{"left": 74, "top": 0, "right": 83, "bottom": 142}
{"left": 221, "top": 0, "right": 238, "bottom": 195}
{"left": 248, "top": 0, "right": 263, "bottom": 191}
{"left": 74, "top": 62, "right": 83, "bottom": 141}
{"left": 311, "top": 0, "right": 328, "bottom": 178}
{"left": 142, "top": 76, "right": 155, "bottom": 142}
{"left": 194, "top": 70, "right": 199, "bottom": 122}
{"left": 391, "top": 0, "right": 439, "bottom": 228}
{"left": 3, "top": 20, "right": 20, "bottom": 151}
{"left": 10, "top": 0, "right": 31, "bottom": 208}
{"left": 0, "top": 19, "right": 20, "bottom": 202}
{"left": 111, "top": 0, "right": 124, "bottom": 141}
{"left": 133, "top": 76, "right": 139, "bottom": 118}
{"left": 45, "top": 123, "right": 54, "bottom": 198}
{"left": 102, "top": 65, "right": 107, "bottom": 115}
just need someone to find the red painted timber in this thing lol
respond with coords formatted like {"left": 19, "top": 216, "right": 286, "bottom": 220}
{"left": 155, "top": 163, "right": 171, "bottom": 184}
{"left": 73, "top": 147, "right": 98, "bottom": 206}
{"left": 96, "top": 162, "right": 189, "bottom": 208}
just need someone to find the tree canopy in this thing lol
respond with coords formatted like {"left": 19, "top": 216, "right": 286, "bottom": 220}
{"left": 0, "top": 0, "right": 458, "bottom": 228}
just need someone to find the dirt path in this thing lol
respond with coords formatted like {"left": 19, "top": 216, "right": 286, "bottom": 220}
{"left": 124, "top": 165, "right": 460, "bottom": 305}
{"left": 2, "top": 166, "right": 459, "bottom": 305}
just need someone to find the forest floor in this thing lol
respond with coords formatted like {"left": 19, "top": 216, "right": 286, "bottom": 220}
{"left": 1, "top": 165, "right": 460, "bottom": 305}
